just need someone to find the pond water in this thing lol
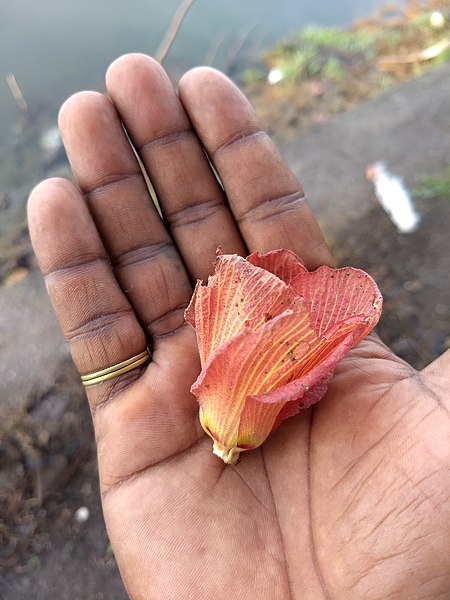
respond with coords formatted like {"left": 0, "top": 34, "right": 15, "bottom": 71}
{"left": 0, "top": 0, "right": 388, "bottom": 147}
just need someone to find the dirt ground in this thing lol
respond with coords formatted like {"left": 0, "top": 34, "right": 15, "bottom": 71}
{"left": 1, "top": 455, "right": 128, "bottom": 599}
{"left": 334, "top": 198, "right": 450, "bottom": 368}
{"left": 0, "top": 361, "right": 128, "bottom": 598}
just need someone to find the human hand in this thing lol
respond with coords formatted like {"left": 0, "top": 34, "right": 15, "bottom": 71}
{"left": 28, "top": 54, "right": 450, "bottom": 599}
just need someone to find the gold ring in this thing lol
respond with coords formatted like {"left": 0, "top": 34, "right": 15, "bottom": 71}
{"left": 81, "top": 349, "right": 150, "bottom": 386}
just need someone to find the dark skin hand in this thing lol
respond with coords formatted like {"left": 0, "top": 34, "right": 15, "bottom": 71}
{"left": 28, "top": 54, "right": 450, "bottom": 599}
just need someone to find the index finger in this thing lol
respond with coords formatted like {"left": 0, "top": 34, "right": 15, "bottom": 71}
{"left": 179, "top": 68, "right": 333, "bottom": 270}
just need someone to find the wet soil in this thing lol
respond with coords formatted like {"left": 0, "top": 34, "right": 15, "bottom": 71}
{"left": 334, "top": 198, "right": 450, "bottom": 369}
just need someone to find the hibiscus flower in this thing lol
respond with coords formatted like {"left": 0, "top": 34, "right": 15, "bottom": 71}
{"left": 185, "top": 249, "right": 382, "bottom": 465}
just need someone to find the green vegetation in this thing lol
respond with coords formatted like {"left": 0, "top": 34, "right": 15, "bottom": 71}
{"left": 322, "top": 56, "right": 345, "bottom": 82}
{"left": 241, "top": 67, "right": 266, "bottom": 85}
{"left": 256, "top": 25, "right": 376, "bottom": 85}
{"left": 301, "top": 25, "right": 376, "bottom": 53}
{"left": 242, "top": 4, "right": 450, "bottom": 88}
{"left": 432, "top": 45, "right": 450, "bottom": 66}
{"left": 413, "top": 168, "right": 450, "bottom": 201}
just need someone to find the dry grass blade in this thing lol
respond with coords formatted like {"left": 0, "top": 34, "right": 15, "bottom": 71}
{"left": 6, "top": 73, "right": 28, "bottom": 112}
{"left": 155, "top": 0, "right": 196, "bottom": 64}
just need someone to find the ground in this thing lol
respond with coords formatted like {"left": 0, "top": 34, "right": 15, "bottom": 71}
{"left": 334, "top": 199, "right": 450, "bottom": 368}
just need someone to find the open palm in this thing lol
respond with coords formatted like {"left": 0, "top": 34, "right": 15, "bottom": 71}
{"left": 28, "top": 55, "right": 450, "bottom": 599}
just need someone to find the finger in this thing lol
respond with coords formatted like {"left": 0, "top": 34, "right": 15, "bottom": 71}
{"left": 58, "top": 91, "right": 192, "bottom": 343}
{"left": 179, "top": 68, "right": 333, "bottom": 270}
{"left": 27, "top": 178, "right": 147, "bottom": 403}
{"left": 28, "top": 178, "right": 204, "bottom": 477}
{"left": 105, "top": 54, "right": 247, "bottom": 281}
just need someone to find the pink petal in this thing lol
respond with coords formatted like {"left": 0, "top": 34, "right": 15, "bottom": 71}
{"left": 192, "top": 301, "right": 372, "bottom": 450}
{"left": 191, "top": 254, "right": 304, "bottom": 366}
{"left": 191, "top": 309, "right": 315, "bottom": 449}
{"left": 247, "top": 249, "right": 308, "bottom": 284}
{"left": 239, "top": 319, "right": 363, "bottom": 430}
{"left": 268, "top": 372, "right": 334, "bottom": 432}
{"left": 185, "top": 280, "right": 201, "bottom": 327}
{"left": 290, "top": 266, "right": 382, "bottom": 340}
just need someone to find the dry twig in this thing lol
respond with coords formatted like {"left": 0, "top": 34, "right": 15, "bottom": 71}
{"left": 378, "top": 37, "right": 450, "bottom": 70}
{"left": 225, "top": 24, "right": 258, "bottom": 75}
{"left": 155, "top": 0, "right": 196, "bottom": 64}
{"left": 6, "top": 73, "right": 29, "bottom": 127}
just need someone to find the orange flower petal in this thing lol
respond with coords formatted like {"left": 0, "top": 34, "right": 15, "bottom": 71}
{"left": 290, "top": 266, "right": 382, "bottom": 341}
{"left": 189, "top": 254, "right": 303, "bottom": 366}
{"left": 247, "top": 248, "right": 307, "bottom": 283}
{"left": 186, "top": 250, "right": 383, "bottom": 464}
{"left": 239, "top": 323, "right": 363, "bottom": 444}
{"left": 237, "top": 372, "right": 334, "bottom": 449}
{"left": 192, "top": 309, "right": 315, "bottom": 458}
{"left": 185, "top": 280, "right": 201, "bottom": 327}
{"left": 192, "top": 305, "right": 374, "bottom": 460}
{"left": 248, "top": 249, "right": 382, "bottom": 341}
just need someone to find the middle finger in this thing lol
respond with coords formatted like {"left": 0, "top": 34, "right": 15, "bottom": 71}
{"left": 179, "top": 68, "right": 333, "bottom": 271}
{"left": 106, "top": 54, "right": 247, "bottom": 282}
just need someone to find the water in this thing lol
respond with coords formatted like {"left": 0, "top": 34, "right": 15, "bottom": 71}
{"left": 0, "top": 0, "right": 386, "bottom": 147}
